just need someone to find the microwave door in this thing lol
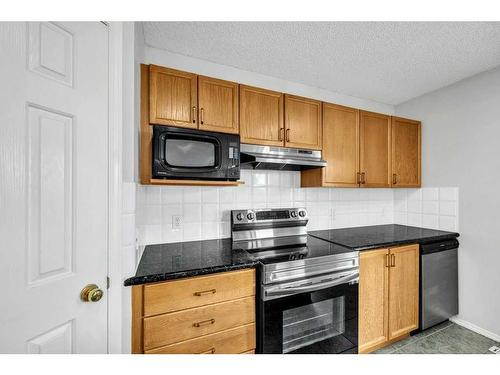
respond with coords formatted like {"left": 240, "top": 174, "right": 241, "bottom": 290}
{"left": 152, "top": 125, "right": 240, "bottom": 180}
{"left": 163, "top": 137, "right": 220, "bottom": 172}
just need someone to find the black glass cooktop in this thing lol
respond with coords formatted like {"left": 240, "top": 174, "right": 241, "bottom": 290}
{"left": 238, "top": 235, "right": 355, "bottom": 265}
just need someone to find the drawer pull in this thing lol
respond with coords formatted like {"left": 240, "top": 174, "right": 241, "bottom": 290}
{"left": 199, "top": 347, "right": 216, "bottom": 354}
{"left": 193, "top": 289, "right": 216, "bottom": 296}
{"left": 193, "top": 318, "right": 215, "bottom": 327}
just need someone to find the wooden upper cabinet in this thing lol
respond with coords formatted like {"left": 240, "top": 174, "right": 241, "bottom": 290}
{"left": 239, "top": 85, "right": 284, "bottom": 146}
{"left": 301, "top": 103, "right": 359, "bottom": 187}
{"left": 388, "top": 244, "right": 419, "bottom": 340}
{"left": 149, "top": 65, "right": 197, "bottom": 128}
{"left": 391, "top": 117, "right": 421, "bottom": 187}
{"left": 284, "top": 94, "right": 322, "bottom": 150}
{"left": 322, "top": 103, "right": 360, "bottom": 187}
{"left": 359, "top": 111, "right": 391, "bottom": 188}
{"left": 198, "top": 76, "right": 239, "bottom": 134}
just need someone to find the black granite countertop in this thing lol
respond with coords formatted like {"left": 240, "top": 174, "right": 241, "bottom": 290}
{"left": 124, "top": 224, "right": 459, "bottom": 286}
{"left": 123, "top": 238, "right": 258, "bottom": 286}
{"left": 309, "top": 224, "right": 459, "bottom": 251}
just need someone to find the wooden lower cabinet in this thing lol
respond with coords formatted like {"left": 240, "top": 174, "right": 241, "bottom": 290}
{"left": 358, "top": 244, "right": 419, "bottom": 353}
{"left": 146, "top": 323, "right": 256, "bottom": 354}
{"left": 388, "top": 245, "right": 420, "bottom": 340}
{"left": 132, "top": 269, "right": 256, "bottom": 354}
{"left": 358, "top": 248, "right": 389, "bottom": 353}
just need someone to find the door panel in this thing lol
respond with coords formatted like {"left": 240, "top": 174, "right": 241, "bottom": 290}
{"left": 239, "top": 85, "right": 283, "bottom": 146}
{"left": 149, "top": 65, "right": 197, "bottom": 128}
{"left": 198, "top": 76, "right": 239, "bottom": 134}
{"left": 322, "top": 103, "right": 359, "bottom": 187}
{"left": 388, "top": 244, "right": 419, "bottom": 340}
{"left": 0, "top": 22, "right": 108, "bottom": 353}
{"left": 359, "top": 111, "right": 391, "bottom": 188}
{"left": 284, "top": 95, "right": 322, "bottom": 150}
{"left": 391, "top": 117, "right": 421, "bottom": 187}
{"left": 358, "top": 248, "right": 389, "bottom": 353}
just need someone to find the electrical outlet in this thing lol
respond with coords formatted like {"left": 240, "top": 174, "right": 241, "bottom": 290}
{"left": 172, "top": 215, "right": 182, "bottom": 230}
{"left": 489, "top": 346, "right": 500, "bottom": 354}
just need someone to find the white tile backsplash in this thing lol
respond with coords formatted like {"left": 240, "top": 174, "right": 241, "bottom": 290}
{"left": 135, "top": 170, "right": 459, "bottom": 245}
{"left": 393, "top": 186, "right": 459, "bottom": 232}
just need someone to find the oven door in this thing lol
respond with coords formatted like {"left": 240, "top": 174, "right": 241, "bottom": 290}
{"left": 260, "top": 271, "right": 358, "bottom": 354}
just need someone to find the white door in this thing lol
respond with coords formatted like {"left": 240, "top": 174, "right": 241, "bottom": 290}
{"left": 0, "top": 22, "right": 109, "bottom": 353}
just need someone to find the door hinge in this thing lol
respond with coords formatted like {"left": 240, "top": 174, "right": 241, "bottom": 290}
{"left": 106, "top": 276, "right": 110, "bottom": 289}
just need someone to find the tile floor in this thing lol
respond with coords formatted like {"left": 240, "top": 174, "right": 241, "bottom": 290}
{"left": 374, "top": 321, "right": 500, "bottom": 354}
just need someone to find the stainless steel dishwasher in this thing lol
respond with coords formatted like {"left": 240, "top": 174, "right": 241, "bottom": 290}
{"left": 420, "top": 239, "right": 459, "bottom": 330}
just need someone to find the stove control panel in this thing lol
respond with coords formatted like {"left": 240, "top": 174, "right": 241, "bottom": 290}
{"left": 232, "top": 208, "right": 308, "bottom": 224}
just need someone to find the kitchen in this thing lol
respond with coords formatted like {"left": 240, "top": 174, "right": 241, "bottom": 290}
{"left": 2, "top": 4, "right": 500, "bottom": 373}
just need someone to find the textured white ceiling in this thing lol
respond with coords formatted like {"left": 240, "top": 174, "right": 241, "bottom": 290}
{"left": 141, "top": 22, "right": 500, "bottom": 105}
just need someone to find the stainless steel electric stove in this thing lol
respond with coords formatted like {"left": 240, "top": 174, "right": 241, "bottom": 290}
{"left": 231, "top": 208, "right": 359, "bottom": 354}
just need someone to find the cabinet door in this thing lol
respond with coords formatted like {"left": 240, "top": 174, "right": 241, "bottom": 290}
{"left": 322, "top": 103, "right": 359, "bottom": 187}
{"left": 239, "top": 85, "right": 284, "bottom": 146}
{"left": 149, "top": 65, "right": 197, "bottom": 128}
{"left": 391, "top": 117, "right": 421, "bottom": 187}
{"left": 359, "top": 248, "right": 390, "bottom": 354}
{"left": 198, "top": 76, "right": 239, "bottom": 134}
{"left": 284, "top": 95, "right": 322, "bottom": 150}
{"left": 388, "top": 244, "right": 419, "bottom": 340}
{"left": 359, "top": 111, "right": 391, "bottom": 187}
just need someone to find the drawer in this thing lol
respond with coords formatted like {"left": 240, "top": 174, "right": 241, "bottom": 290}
{"left": 143, "top": 269, "right": 256, "bottom": 316}
{"left": 145, "top": 323, "right": 256, "bottom": 354}
{"left": 143, "top": 296, "right": 255, "bottom": 350}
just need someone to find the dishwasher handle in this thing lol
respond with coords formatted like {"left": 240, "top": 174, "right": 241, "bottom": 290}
{"left": 421, "top": 239, "right": 459, "bottom": 255}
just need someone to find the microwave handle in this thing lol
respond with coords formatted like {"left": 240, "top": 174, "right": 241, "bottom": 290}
{"left": 265, "top": 271, "right": 359, "bottom": 298}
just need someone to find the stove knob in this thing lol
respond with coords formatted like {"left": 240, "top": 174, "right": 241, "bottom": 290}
{"left": 236, "top": 213, "right": 243, "bottom": 221}
{"left": 247, "top": 212, "right": 255, "bottom": 220}
{"left": 299, "top": 210, "right": 306, "bottom": 217}
{"left": 290, "top": 211, "right": 298, "bottom": 218}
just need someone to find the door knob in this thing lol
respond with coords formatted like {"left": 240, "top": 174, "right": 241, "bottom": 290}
{"left": 80, "top": 284, "right": 103, "bottom": 302}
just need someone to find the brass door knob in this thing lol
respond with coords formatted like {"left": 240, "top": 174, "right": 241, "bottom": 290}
{"left": 80, "top": 284, "right": 103, "bottom": 302}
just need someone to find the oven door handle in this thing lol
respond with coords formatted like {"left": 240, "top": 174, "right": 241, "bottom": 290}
{"left": 265, "top": 271, "right": 359, "bottom": 298}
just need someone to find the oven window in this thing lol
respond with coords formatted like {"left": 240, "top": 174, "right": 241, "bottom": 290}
{"left": 282, "top": 296, "right": 345, "bottom": 353}
{"left": 165, "top": 139, "right": 215, "bottom": 167}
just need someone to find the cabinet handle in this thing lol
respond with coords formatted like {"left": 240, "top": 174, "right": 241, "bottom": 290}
{"left": 391, "top": 253, "right": 396, "bottom": 267}
{"left": 392, "top": 173, "right": 397, "bottom": 185}
{"left": 200, "top": 108, "right": 204, "bottom": 124}
{"left": 199, "top": 347, "right": 216, "bottom": 354}
{"left": 278, "top": 127, "right": 284, "bottom": 141}
{"left": 286, "top": 129, "right": 290, "bottom": 142}
{"left": 193, "top": 318, "right": 215, "bottom": 327}
{"left": 192, "top": 106, "right": 197, "bottom": 123}
{"left": 356, "top": 172, "right": 361, "bottom": 184}
{"left": 193, "top": 289, "right": 216, "bottom": 296}
{"left": 361, "top": 172, "right": 366, "bottom": 184}
{"left": 385, "top": 254, "right": 390, "bottom": 268}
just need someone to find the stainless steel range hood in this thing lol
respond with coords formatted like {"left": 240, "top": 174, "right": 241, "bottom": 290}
{"left": 240, "top": 144, "right": 327, "bottom": 171}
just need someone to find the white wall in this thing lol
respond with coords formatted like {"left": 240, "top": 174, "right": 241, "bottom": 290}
{"left": 120, "top": 22, "right": 139, "bottom": 354}
{"left": 142, "top": 45, "right": 394, "bottom": 115}
{"left": 396, "top": 66, "right": 500, "bottom": 338}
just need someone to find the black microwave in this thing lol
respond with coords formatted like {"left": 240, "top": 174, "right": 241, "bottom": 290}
{"left": 152, "top": 125, "right": 240, "bottom": 181}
